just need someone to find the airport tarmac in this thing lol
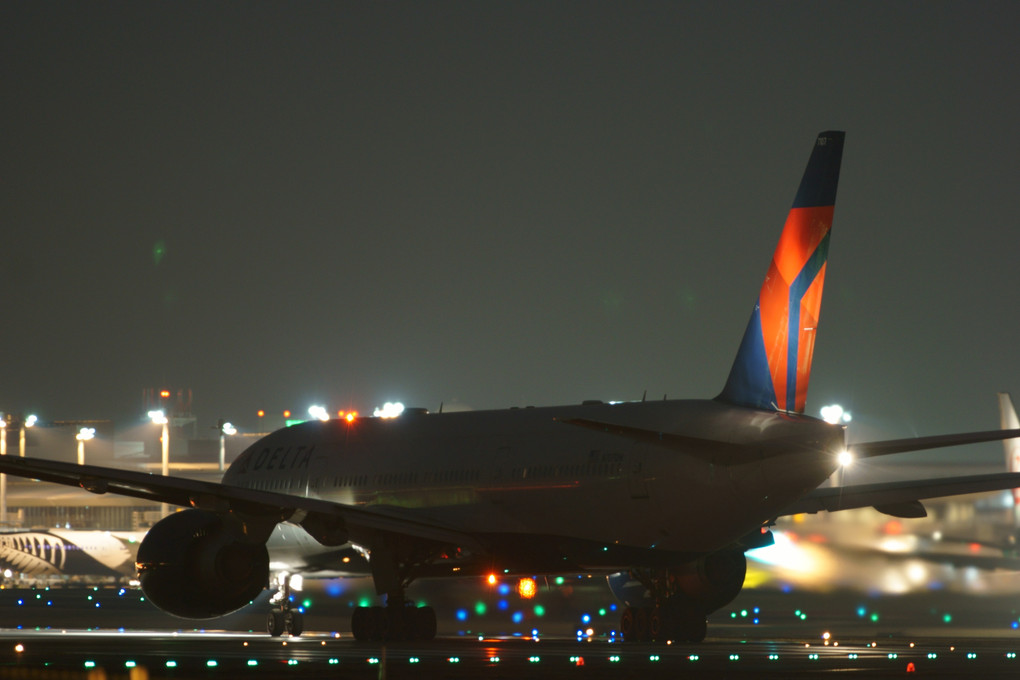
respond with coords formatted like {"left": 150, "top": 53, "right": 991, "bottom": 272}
{"left": 4, "top": 583, "right": 1020, "bottom": 677}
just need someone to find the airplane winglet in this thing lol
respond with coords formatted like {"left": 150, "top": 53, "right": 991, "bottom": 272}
{"left": 717, "top": 131, "right": 845, "bottom": 413}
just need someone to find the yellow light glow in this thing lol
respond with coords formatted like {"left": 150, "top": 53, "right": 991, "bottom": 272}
{"left": 486, "top": 573, "right": 497, "bottom": 586}
{"left": 518, "top": 577, "right": 537, "bottom": 599}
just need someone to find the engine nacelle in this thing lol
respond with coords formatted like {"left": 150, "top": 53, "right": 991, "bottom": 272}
{"left": 672, "top": 549, "right": 746, "bottom": 612}
{"left": 136, "top": 509, "right": 269, "bottom": 619}
{"left": 607, "top": 550, "right": 747, "bottom": 615}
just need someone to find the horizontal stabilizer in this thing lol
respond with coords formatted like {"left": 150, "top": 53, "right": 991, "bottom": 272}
{"left": 851, "top": 428, "right": 1020, "bottom": 459}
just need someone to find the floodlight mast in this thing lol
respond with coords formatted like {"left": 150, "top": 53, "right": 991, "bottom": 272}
{"left": 149, "top": 410, "right": 170, "bottom": 517}
{"left": 76, "top": 427, "right": 95, "bottom": 466}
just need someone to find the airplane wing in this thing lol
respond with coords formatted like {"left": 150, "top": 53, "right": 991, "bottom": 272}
{"left": 0, "top": 456, "right": 481, "bottom": 550}
{"left": 780, "top": 471, "right": 1020, "bottom": 518}
{"left": 851, "top": 428, "right": 1020, "bottom": 459}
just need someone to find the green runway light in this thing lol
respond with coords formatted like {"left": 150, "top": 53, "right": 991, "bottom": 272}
{"left": 808, "top": 653, "right": 819, "bottom": 660}
{"left": 768, "top": 654, "right": 779, "bottom": 661}
{"left": 534, "top": 604, "right": 545, "bottom": 617}
{"left": 608, "top": 655, "right": 620, "bottom": 663}
{"left": 165, "top": 661, "right": 177, "bottom": 668}
{"left": 206, "top": 660, "right": 218, "bottom": 667}
{"left": 943, "top": 613, "right": 952, "bottom": 623}
{"left": 125, "top": 661, "right": 136, "bottom": 668}
{"left": 729, "top": 654, "right": 740, "bottom": 661}
{"left": 328, "top": 658, "right": 339, "bottom": 665}
{"left": 887, "top": 653, "right": 898, "bottom": 660}
{"left": 247, "top": 660, "right": 258, "bottom": 667}
{"left": 288, "top": 659, "right": 298, "bottom": 665}
{"left": 967, "top": 652, "right": 977, "bottom": 660}
{"left": 928, "top": 653, "right": 938, "bottom": 659}
{"left": 302, "top": 599, "right": 312, "bottom": 608}
{"left": 529, "top": 656, "right": 541, "bottom": 663}
{"left": 555, "top": 576, "right": 565, "bottom": 585}
{"left": 848, "top": 653, "right": 858, "bottom": 660}
{"left": 474, "top": 601, "right": 487, "bottom": 615}
{"left": 84, "top": 661, "right": 96, "bottom": 669}
{"left": 870, "top": 612, "right": 880, "bottom": 622}
{"left": 367, "top": 657, "right": 379, "bottom": 664}
{"left": 688, "top": 654, "right": 700, "bottom": 662}
{"left": 409, "top": 657, "right": 419, "bottom": 664}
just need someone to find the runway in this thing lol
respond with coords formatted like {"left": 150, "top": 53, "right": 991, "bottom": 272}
{"left": 4, "top": 628, "right": 1020, "bottom": 678}
{"left": 4, "top": 583, "right": 1020, "bottom": 677}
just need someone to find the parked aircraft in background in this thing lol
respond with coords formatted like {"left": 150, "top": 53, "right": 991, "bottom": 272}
{"left": 0, "top": 528, "right": 142, "bottom": 583}
{"left": 3, "top": 131, "right": 1020, "bottom": 644}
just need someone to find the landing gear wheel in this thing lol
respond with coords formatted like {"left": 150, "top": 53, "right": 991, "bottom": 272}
{"left": 681, "top": 614, "right": 707, "bottom": 643}
{"left": 412, "top": 606, "right": 437, "bottom": 641}
{"left": 267, "top": 609, "right": 285, "bottom": 637}
{"left": 648, "top": 605, "right": 665, "bottom": 641}
{"left": 351, "top": 606, "right": 368, "bottom": 641}
{"left": 285, "top": 610, "right": 304, "bottom": 637}
{"left": 621, "top": 606, "right": 653, "bottom": 642}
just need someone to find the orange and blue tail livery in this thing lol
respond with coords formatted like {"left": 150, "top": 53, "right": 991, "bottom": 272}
{"left": 719, "top": 131, "right": 845, "bottom": 413}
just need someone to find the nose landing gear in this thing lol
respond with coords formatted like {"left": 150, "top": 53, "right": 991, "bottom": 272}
{"left": 267, "top": 572, "right": 304, "bottom": 637}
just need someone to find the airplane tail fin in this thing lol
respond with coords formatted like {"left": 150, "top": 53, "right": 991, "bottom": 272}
{"left": 998, "top": 392, "right": 1020, "bottom": 505}
{"left": 717, "top": 131, "right": 845, "bottom": 413}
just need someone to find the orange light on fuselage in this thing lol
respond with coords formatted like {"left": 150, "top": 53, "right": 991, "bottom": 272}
{"left": 518, "top": 577, "right": 537, "bottom": 599}
{"left": 486, "top": 573, "right": 497, "bottom": 586}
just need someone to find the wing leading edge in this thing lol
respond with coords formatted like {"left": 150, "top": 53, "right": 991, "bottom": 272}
{"left": 0, "top": 456, "right": 480, "bottom": 550}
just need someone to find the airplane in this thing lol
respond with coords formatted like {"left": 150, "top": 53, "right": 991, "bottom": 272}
{"left": 0, "top": 528, "right": 143, "bottom": 583}
{"left": 2, "top": 130, "right": 1020, "bottom": 644}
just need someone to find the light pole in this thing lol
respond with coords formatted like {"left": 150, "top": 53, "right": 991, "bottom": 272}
{"left": 19, "top": 414, "right": 36, "bottom": 457}
{"left": 217, "top": 419, "right": 236, "bottom": 473}
{"left": 76, "top": 427, "right": 95, "bottom": 466}
{"left": 149, "top": 410, "right": 170, "bottom": 517}
{"left": 0, "top": 418, "right": 7, "bottom": 526}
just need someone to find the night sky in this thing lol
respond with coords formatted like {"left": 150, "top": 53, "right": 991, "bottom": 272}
{"left": 3, "top": 3, "right": 1018, "bottom": 458}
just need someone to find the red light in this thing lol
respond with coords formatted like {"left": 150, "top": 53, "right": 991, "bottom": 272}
{"left": 345, "top": 412, "right": 357, "bottom": 423}
{"left": 486, "top": 573, "right": 497, "bottom": 586}
{"left": 159, "top": 390, "right": 171, "bottom": 399}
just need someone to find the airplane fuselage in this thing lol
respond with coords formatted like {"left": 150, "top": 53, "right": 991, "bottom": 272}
{"left": 226, "top": 399, "right": 844, "bottom": 569}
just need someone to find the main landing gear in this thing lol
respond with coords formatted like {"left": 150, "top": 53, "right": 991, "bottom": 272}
{"left": 617, "top": 550, "right": 747, "bottom": 643}
{"left": 267, "top": 572, "right": 304, "bottom": 637}
{"left": 619, "top": 600, "right": 707, "bottom": 643}
{"left": 350, "top": 596, "right": 437, "bottom": 642}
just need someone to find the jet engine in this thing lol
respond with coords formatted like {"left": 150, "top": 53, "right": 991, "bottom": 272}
{"left": 136, "top": 509, "right": 269, "bottom": 619}
{"left": 671, "top": 549, "right": 747, "bottom": 612}
{"left": 608, "top": 549, "right": 747, "bottom": 614}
